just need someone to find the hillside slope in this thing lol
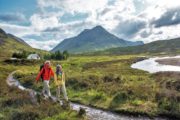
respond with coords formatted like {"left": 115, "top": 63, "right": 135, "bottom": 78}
{"left": 97, "top": 38, "right": 180, "bottom": 55}
{"left": 0, "top": 28, "right": 47, "bottom": 58}
{"left": 52, "top": 26, "right": 143, "bottom": 53}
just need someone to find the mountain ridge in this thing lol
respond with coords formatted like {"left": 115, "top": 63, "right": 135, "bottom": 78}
{"left": 0, "top": 28, "right": 30, "bottom": 47}
{"left": 7, "top": 34, "right": 31, "bottom": 47}
{"left": 52, "top": 25, "right": 144, "bottom": 53}
{"left": 93, "top": 37, "right": 180, "bottom": 55}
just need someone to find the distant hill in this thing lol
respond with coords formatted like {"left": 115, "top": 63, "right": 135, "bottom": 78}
{"left": 7, "top": 34, "right": 31, "bottom": 47}
{"left": 96, "top": 38, "right": 180, "bottom": 55}
{"left": 0, "top": 28, "right": 7, "bottom": 45}
{"left": 0, "top": 28, "right": 47, "bottom": 58}
{"left": 52, "top": 26, "right": 143, "bottom": 53}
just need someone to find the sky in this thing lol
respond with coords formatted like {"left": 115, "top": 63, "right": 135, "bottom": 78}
{"left": 0, "top": 0, "right": 180, "bottom": 51}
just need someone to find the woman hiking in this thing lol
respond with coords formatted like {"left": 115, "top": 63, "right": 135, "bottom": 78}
{"left": 55, "top": 64, "right": 69, "bottom": 105}
{"left": 36, "top": 61, "right": 55, "bottom": 98}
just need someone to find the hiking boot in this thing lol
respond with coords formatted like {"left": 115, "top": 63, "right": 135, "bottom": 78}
{"left": 48, "top": 96, "right": 53, "bottom": 100}
{"left": 78, "top": 107, "right": 86, "bottom": 116}
{"left": 42, "top": 95, "right": 49, "bottom": 100}
{"left": 56, "top": 99, "right": 63, "bottom": 105}
{"left": 41, "top": 91, "right": 46, "bottom": 97}
{"left": 62, "top": 100, "right": 70, "bottom": 109}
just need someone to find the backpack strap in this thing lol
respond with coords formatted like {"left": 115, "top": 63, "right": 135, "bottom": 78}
{"left": 40, "top": 67, "right": 45, "bottom": 81}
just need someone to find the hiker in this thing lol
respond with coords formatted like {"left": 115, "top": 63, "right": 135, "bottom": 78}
{"left": 36, "top": 61, "right": 55, "bottom": 98}
{"left": 55, "top": 64, "right": 69, "bottom": 102}
{"left": 39, "top": 62, "right": 45, "bottom": 81}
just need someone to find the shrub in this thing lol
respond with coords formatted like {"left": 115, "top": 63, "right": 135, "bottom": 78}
{"left": 91, "top": 92, "right": 106, "bottom": 102}
{"left": 12, "top": 51, "right": 29, "bottom": 59}
{"left": 66, "top": 78, "right": 89, "bottom": 90}
{"left": 110, "top": 92, "right": 129, "bottom": 108}
{"left": 113, "top": 92, "right": 129, "bottom": 104}
{"left": 44, "top": 50, "right": 69, "bottom": 60}
{"left": 10, "top": 111, "right": 39, "bottom": 120}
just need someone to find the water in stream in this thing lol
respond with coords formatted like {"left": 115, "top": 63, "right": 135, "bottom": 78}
{"left": 131, "top": 56, "right": 180, "bottom": 73}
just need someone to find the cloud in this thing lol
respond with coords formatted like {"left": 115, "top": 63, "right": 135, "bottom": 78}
{"left": 110, "top": 0, "right": 180, "bottom": 41}
{"left": 113, "top": 17, "right": 147, "bottom": 38}
{"left": 151, "top": 7, "right": 180, "bottom": 27}
{"left": 0, "top": 13, "right": 26, "bottom": 23}
{"left": 38, "top": 0, "right": 108, "bottom": 13}
{"left": 29, "top": 0, "right": 153, "bottom": 43}
{"left": 0, "top": 23, "right": 36, "bottom": 37}
{"left": 134, "top": 24, "right": 180, "bottom": 43}
{"left": 140, "top": 29, "right": 153, "bottom": 38}
{"left": 30, "top": 14, "right": 59, "bottom": 31}
{"left": 37, "top": 0, "right": 109, "bottom": 25}
{"left": 25, "top": 38, "right": 60, "bottom": 50}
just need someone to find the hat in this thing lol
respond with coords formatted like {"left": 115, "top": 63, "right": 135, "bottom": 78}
{"left": 45, "top": 60, "right": 50, "bottom": 64}
{"left": 57, "top": 64, "right": 62, "bottom": 68}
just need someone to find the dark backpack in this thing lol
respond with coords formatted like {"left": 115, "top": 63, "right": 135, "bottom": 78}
{"left": 40, "top": 64, "right": 44, "bottom": 81}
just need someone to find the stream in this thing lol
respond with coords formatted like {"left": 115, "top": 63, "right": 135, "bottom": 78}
{"left": 6, "top": 71, "right": 167, "bottom": 120}
{"left": 131, "top": 56, "right": 180, "bottom": 73}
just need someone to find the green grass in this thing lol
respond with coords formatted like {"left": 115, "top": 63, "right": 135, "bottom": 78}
{"left": 43, "top": 110, "right": 85, "bottom": 120}
{"left": 90, "top": 38, "right": 180, "bottom": 56}
{"left": 10, "top": 55, "right": 180, "bottom": 119}
{"left": 0, "top": 59, "right": 86, "bottom": 120}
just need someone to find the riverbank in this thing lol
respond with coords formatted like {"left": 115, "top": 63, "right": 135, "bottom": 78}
{"left": 156, "top": 58, "right": 180, "bottom": 66}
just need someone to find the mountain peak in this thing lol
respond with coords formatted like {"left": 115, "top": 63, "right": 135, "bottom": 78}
{"left": 93, "top": 25, "right": 105, "bottom": 30}
{"left": 80, "top": 25, "right": 106, "bottom": 36}
{"left": 80, "top": 29, "right": 90, "bottom": 35}
{"left": 52, "top": 25, "right": 143, "bottom": 53}
{"left": 91, "top": 25, "right": 108, "bottom": 33}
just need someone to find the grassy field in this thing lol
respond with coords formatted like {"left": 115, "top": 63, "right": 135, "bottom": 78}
{"left": 9, "top": 55, "right": 180, "bottom": 119}
{"left": 0, "top": 59, "right": 86, "bottom": 120}
{"left": 93, "top": 38, "right": 180, "bottom": 56}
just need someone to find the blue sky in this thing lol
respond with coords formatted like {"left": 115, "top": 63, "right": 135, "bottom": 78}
{"left": 0, "top": 0, "right": 37, "bottom": 25}
{"left": 0, "top": 0, "right": 180, "bottom": 50}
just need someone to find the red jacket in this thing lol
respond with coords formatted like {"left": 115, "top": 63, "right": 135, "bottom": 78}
{"left": 36, "top": 64, "right": 54, "bottom": 81}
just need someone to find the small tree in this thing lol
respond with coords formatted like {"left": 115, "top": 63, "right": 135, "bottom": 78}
{"left": 62, "top": 50, "right": 69, "bottom": 60}
{"left": 21, "top": 50, "right": 28, "bottom": 58}
{"left": 51, "top": 53, "right": 55, "bottom": 59}
{"left": 55, "top": 51, "right": 62, "bottom": 60}
{"left": 12, "top": 52, "right": 19, "bottom": 58}
{"left": 12, "top": 51, "right": 28, "bottom": 59}
{"left": 43, "top": 50, "right": 69, "bottom": 60}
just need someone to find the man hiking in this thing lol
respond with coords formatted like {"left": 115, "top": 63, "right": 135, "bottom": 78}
{"left": 36, "top": 61, "right": 55, "bottom": 98}
{"left": 55, "top": 64, "right": 69, "bottom": 104}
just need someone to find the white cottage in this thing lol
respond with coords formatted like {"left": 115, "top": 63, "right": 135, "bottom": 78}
{"left": 27, "top": 54, "right": 40, "bottom": 60}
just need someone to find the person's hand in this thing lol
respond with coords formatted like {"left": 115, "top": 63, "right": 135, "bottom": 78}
{"left": 36, "top": 80, "right": 39, "bottom": 84}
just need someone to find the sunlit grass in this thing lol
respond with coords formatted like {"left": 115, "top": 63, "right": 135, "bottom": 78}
{"left": 3, "top": 55, "right": 180, "bottom": 118}
{"left": 0, "top": 60, "right": 85, "bottom": 120}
